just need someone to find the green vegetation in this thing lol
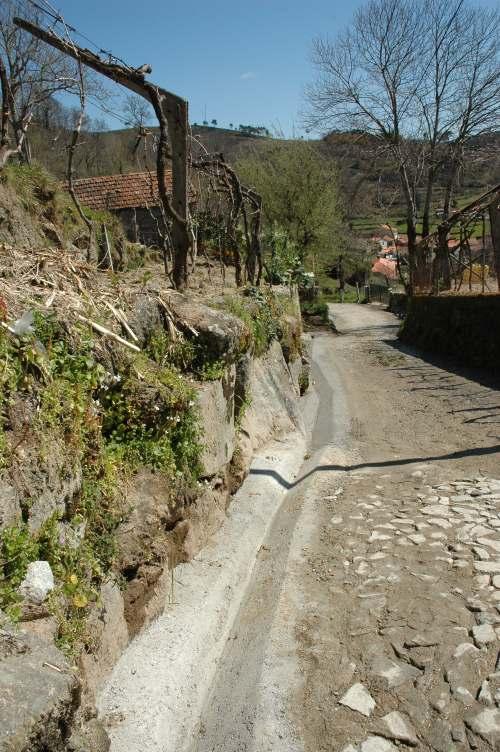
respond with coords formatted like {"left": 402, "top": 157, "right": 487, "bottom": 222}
{"left": 1, "top": 162, "right": 126, "bottom": 259}
{"left": 0, "top": 310, "right": 203, "bottom": 654}
{"left": 223, "top": 287, "right": 299, "bottom": 358}
{"left": 263, "top": 226, "right": 304, "bottom": 286}
{"left": 300, "top": 297, "right": 329, "bottom": 323}
{"left": 236, "top": 141, "right": 342, "bottom": 273}
{"left": 146, "top": 327, "right": 228, "bottom": 382}
{"left": 235, "top": 394, "right": 252, "bottom": 431}
{"left": 1, "top": 162, "right": 88, "bottom": 244}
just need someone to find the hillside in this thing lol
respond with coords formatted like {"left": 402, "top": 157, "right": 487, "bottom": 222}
{"left": 26, "top": 122, "right": 500, "bottom": 239}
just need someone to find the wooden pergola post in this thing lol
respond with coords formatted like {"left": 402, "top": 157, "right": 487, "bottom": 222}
{"left": 14, "top": 17, "right": 190, "bottom": 290}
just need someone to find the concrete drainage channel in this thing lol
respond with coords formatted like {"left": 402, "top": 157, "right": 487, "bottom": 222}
{"left": 98, "top": 414, "right": 311, "bottom": 751}
{"left": 96, "top": 329, "right": 353, "bottom": 752}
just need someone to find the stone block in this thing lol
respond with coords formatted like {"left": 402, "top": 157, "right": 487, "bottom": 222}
{"left": 197, "top": 366, "right": 236, "bottom": 478}
{"left": 0, "top": 628, "right": 79, "bottom": 751}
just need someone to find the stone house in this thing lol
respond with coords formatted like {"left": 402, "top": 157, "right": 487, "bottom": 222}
{"left": 71, "top": 171, "right": 172, "bottom": 247}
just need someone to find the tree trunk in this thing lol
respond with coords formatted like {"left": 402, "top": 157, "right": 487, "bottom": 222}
{"left": 398, "top": 165, "right": 419, "bottom": 294}
{"left": 160, "top": 96, "right": 189, "bottom": 291}
{"left": 490, "top": 199, "right": 500, "bottom": 292}
{"left": 421, "top": 164, "right": 436, "bottom": 240}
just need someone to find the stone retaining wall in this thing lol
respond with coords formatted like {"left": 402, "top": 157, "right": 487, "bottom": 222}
{"left": 399, "top": 294, "right": 500, "bottom": 370}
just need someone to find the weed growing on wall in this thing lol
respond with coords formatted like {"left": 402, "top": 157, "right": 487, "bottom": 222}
{"left": 223, "top": 287, "right": 301, "bottom": 358}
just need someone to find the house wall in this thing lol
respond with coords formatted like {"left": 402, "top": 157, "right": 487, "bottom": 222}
{"left": 117, "top": 207, "right": 165, "bottom": 247}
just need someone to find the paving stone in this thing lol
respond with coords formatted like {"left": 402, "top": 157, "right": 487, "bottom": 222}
{"left": 474, "top": 561, "right": 500, "bottom": 574}
{"left": 356, "top": 562, "right": 370, "bottom": 575}
{"left": 478, "top": 537, "right": 500, "bottom": 553}
{"left": 477, "top": 612, "right": 499, "bottom": 625}
{"left": 424, "top": 718, "right": 453, "bottom": 752}
{"left": 473, "top": 547, "right": 490, "bottom": 560}
{"left": 470, "top": 525, "right": 496, "bottom": 538}
{"left": 371, "top": 655, "right": 421, "bottom": 688}
{"left": 472, "top": 623, "right": 497, "bottom": 646}
{"left": 360, "top": 737, "right": 397, "bottom": 752}
{"left": 339, "top": 683, "right": 376, "bottom": 717}
{"left": 369, "top": 531, "right": 392, "bottom": 542}
{"left": 453, "top": 686, "right": 475, "bottom": 706}
{"left": 430, "top": 694, "right": 450, "bottom": 714}
{"left": 379, "top": 711, "right": 418, "bottom": 746}
{"left": 405, "top": 633, "right": 440, "bottom": 648}
{"left": 453, "top": 643, "right": 480, "bottom": 659}
{"left": 421, "top": 506, "right": 451, "bottom": 516}
{"left": 428, "top": 518, "right": 453, "bottom": 529}
{"left": 451, "top": 725, "right": 467, "bottom": 742}
{"left": 391, "top": 518, "right": 415, "bottom": 525}
{"left": 478, "top": 680, "right": 493, "bottom": 706}
{"left": 476, "top": 574, "right": 491, "bottom": 587}
{"left": 465, "top": 708, "right": 500, "bottom": 744}
{"left": 397, "top": 538, "right": 412, "bottom": 547}
{"left": 408, "top": 534, "right": 426, "bottom": 545}
{"left": 466, "top": 598, "right": 489, "bottom": 612}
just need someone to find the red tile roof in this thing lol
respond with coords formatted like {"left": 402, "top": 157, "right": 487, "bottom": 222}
{"left": 372, "top": 257, "right": 398, "bottom": 279}
{"left": 70, "top": 171, "right": 172, "bottom": 211}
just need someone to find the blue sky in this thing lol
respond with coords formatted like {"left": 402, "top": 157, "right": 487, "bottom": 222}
{"left": 45, "top": 0, "right": 499, "bottom": 134}
{"left": 50, "top": 0, "right": 367, "bottom": 134}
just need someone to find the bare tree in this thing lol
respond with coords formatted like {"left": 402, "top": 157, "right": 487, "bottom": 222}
{"left": 0, "top": 0, "right": 87, "bottom": 167}
{"left": 416, "top": 0, "right": 500, "bottom": 288}
{"left": 123, "top": 93, "right": 153, "bottom": 129}
{"left": 305, "top": 0, "right": 500, "bottom": 292}
{"left": 305, "top": 0, "right": 427, "bottom": 289}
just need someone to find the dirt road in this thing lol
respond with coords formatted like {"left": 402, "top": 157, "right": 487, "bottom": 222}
{"left": 100, "top": 304, "right": 500, "bottom": 752}
{"left": 189, "top": 303, "right": 500, "bottom": 752}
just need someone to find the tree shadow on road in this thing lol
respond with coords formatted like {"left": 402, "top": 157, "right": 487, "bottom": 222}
{"left": 250, "top": 443, "right": 500, "bottom": 491}
{"left": 383, "top": 338, "right": 500, "bottom": 429}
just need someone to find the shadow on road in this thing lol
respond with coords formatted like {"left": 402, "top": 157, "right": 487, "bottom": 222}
{"left": 386, "top": 338, "right": 500, "bottom": 395}
{"left": 250, "top": 443, "right": 500, "bottom": 491}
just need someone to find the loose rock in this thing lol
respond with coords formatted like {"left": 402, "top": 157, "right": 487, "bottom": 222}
{"left": 380, "top": 711, "right": 418, "bottom": 746}
{"left": 18, "top": 561, "right": 54, "bottom": 605}
{"left": 339, "top": 683, "right": 376, "bottom": 717}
